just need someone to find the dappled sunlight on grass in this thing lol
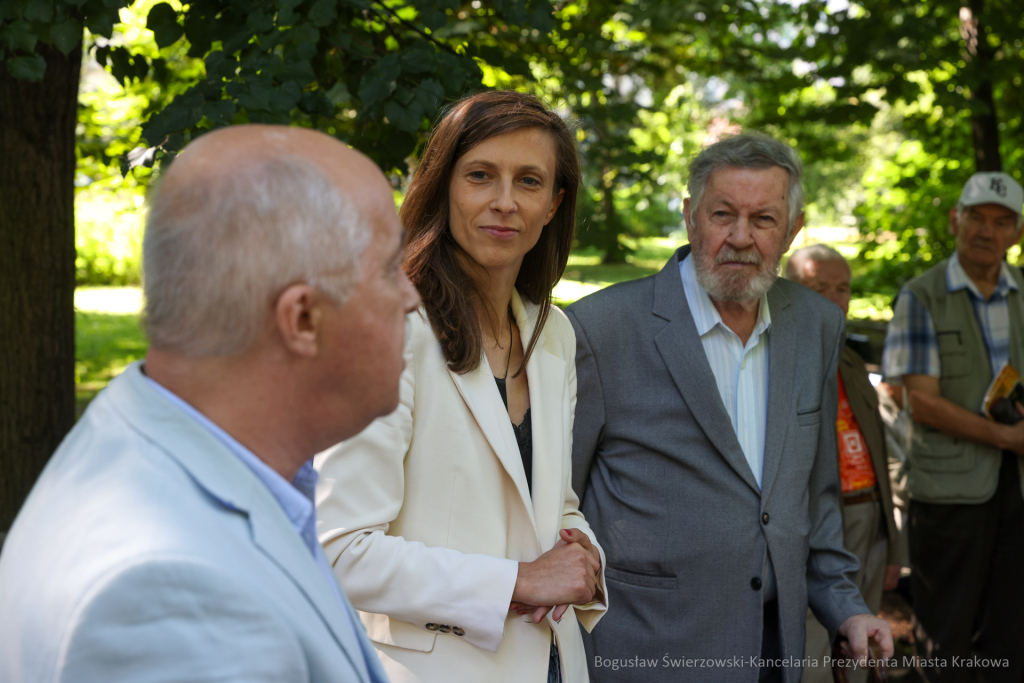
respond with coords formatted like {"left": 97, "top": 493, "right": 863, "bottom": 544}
{"left": 75, "top": 310, "right": 148, "bottom": 416}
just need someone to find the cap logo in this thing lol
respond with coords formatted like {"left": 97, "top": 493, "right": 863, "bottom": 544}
{"left": 990, "top": 177, "right": 1008, "bottom": 197}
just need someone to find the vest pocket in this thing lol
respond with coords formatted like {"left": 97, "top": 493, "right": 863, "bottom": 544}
{"left": 913, "top": 430, "right": 976, "bottom": 472}
{"left": 936, "top": 330, "right": 970, "bottom": 378}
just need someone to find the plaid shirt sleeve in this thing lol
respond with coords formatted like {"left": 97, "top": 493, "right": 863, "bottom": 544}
{"left": 882, "top": 288, "right": 940, "bottom": 384}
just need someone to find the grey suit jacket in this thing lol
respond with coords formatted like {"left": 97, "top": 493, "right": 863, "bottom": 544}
{"left": 568, "top": 246, "right": 869, "bottom": 683}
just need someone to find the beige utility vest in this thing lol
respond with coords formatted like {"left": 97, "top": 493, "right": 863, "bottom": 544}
{"left": 905, "top": 259, "right": 1024, "bottom": 504}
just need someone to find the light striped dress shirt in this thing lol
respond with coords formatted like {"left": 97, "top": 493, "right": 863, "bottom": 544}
{"left": 680, "top": 254, "right": 772, "bottom": 488}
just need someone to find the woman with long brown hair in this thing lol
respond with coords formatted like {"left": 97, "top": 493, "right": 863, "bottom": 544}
{"left": 316, "top": 90, "right": 608, "bottom": 682}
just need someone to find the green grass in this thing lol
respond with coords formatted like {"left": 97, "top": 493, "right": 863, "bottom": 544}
{"left": 75, "top": 310, "right": 148, "bottom": 416}
{"left": 72, "top": 235, "right": 894, "bottom": 412}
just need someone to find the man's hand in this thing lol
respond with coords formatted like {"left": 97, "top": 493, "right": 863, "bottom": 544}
{"left": 905, "top": 375, "right": 1024, "bottom": 455}
{"left": 511, "top": 529, "right": 601, "bottom": 624}
{"left": 837, "top": 614, "right": 894, "bottom": 665}
{"left": 883, "top": 565, "right": 901, "bottom": 592}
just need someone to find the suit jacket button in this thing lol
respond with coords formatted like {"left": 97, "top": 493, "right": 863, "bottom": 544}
{"left": 425, "top": 623, "right": 440, "bottom": 631}
{"left": 438, "top": 624, "right": 451, "bottom": 633}
{"left": 762, "top": 513, "right": 769, "bottom": 525}
{"left": 751, "top": 577, "right": 763, "bottom": 590}
{"left": 453, "top": 627, "right": 465, "bottom": 636}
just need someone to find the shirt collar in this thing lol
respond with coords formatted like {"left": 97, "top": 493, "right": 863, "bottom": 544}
{"left": 143, "top": 374, "right": 319, "bottom": 555}
{"left": 680, "top": 252, "right": 772, "bottom": 342}
{"left": 947, "top": 253, "right": 1018, "bottom": 300}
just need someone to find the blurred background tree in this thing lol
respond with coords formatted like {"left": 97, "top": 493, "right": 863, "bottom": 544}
{"left": 2, "top": 0, "right": 1022, "bottom": 533}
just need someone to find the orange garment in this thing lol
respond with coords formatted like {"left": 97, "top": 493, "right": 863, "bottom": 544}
{"left": 836, "top": 373, "right": 877, "bottom": 493}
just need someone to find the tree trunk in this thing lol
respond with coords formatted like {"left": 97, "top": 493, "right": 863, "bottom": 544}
{"left": 0, "top": 42, "right": 82, "bottom": 533}
{"left": 599, "top": 168, "right": 629, "bottom": 264}
{"left": 964, "top": 0, "right": 1002, "bottom": 172}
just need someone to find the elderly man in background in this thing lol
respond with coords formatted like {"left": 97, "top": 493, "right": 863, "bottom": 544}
{"left": 569, "top": 133, "right": 893, "bottom": 683}
{"left": 786, "top": 245, "right": 901, "bottom": 683}
{"left": 882, "top": 172, "right": 1024, "bottom": 683}
{"left": 0, "top": 125, "right": 420, "bottom": 682}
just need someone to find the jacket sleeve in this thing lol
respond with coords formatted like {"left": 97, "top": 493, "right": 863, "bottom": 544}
{"left": 553, "top": 311, "right": 608, "bottom": 632}
{"left": 806, "top": 314, "right": 872, "bottom": 637}
{"left": 315, "top": 317, "right": 519, "bottom": 654}
{"left": 567, "top": 307, "right": 606, "bottom": 508}
{"left": 57, "top": 557, "right": 315, "bottom": 683}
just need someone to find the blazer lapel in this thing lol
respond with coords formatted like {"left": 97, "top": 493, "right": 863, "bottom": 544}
{"left": 759, "top": 283, "right": 796, "bottom": 504}
{"left": 248, "top": 515, "right": 372, "bottom": 683}
{"left": 446, "top": 319, "right": 539, "bottom": 540}
{"left": 108, "top": 364, "right": 372, "bottom": 683}
{"left": 515, "top": 292, "right": 568, "bottom": 550}
{"left": 653, "top": 247, "right": 761, "bottom": 495}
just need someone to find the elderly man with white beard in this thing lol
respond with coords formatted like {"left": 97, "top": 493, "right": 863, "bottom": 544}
{"left": 567, "top": 133, "right": 893, "bottom": 683}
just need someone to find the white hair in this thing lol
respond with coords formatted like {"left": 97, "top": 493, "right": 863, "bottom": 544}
{"left": 687, "top": 132, "right": 804, "bottom": 236}
{"left": 784, "top": 243, "right": 848, "bottom": 280}
{"left": 143, "top": 155, "right": 372, "bottom": 356}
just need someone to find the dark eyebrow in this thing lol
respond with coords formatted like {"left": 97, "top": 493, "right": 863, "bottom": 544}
{"left": 460, "top": 158, "right": 549, "bottom": 176}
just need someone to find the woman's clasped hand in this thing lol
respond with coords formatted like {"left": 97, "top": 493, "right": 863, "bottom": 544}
{"left": 510, "top": 528, "right": 603, "bottom": 624}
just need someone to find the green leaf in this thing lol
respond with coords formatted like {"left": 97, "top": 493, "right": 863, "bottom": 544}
{"left": 7, "top": 54, "right": 46, "bottom": 81}
{"left": 203, "top": 99, "right": 235, "bottom": 126}
{"left": 393, "top": 85, "right": 414, "bottom": 106}
{"left": 205, "top": 51, "right": 238, "bottom": 80}
{"left": 237, "top": 83, "right": 272, "bottom": 111}
{"left": 84, "top": 11, "right": 116, "bottom": 38}
{"left": 309, "top": 0, "right": 337, "bottom": 28}
{"left": 358, "top": 57, "right": 401, "bottom": 107}
{"left": 289, "top": 22, "right": 319, "bottom": 47}
{"left": 268, "top": 80, "right": 302, "bottom": 112}
{"left": 325, "top": 80, "right": 351, "bottom": 105}
{"left": 400, "top": 44, "right": 435, "bottom": 74}
{"left": 276, "top": 0, "right": 302, "bottom": 25}
{"left": 414, "top": 78, "right": 445, "bottom": 113}
{"left": 0, "top": 21, "right": 38, "bottom": 53}
{"left": 23, "top": 0, "right": 54, "bottom": 23}
{"left": 48, "top": 17, "right": 81, "bottom": 55}
{"left": 384, "top": 99, "right": 424, "bottom": 133}
{"left": 300, "top": 90, "right": 333, "bottom": 116}
{"left": 151, "top": 56, "right": 170, "bottom": 84}
{"left": 246, "top": 11, "right": 274, "bottom": 34}
{"left": 419, "top": 7, "right": 446, "bottom": 31}
{"left": 147, "top": 3, "right": 184, "bottom": 49}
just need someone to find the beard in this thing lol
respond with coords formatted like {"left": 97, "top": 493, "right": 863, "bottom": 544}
{"left": 691, "top": 238, "right": 782, "bottom": 303}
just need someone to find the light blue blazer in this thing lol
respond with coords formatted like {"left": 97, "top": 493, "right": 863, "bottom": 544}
{"left": 0, "top": 363, "right": 387, "bottom": 683}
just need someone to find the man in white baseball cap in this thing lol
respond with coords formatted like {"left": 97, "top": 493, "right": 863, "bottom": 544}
{"left": 880, "top": 170, "right": 1024, "bottom": 683}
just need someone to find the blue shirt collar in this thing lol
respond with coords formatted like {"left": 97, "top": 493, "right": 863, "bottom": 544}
{"left": 680, "top": 252, "right": 772, "bottom": 342}
{"left": 143, "top": 373, "right": 320, "bottom": 557}
{"left": 947, "top": 253, "right": 1018, "bottom": 300}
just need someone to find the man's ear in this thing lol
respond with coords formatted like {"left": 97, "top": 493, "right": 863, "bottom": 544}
{"left": 275, "top": 283, "right": 322, "bottom": 358}
{"left": 949, "top": 206, "right": 960, "bottom": 237}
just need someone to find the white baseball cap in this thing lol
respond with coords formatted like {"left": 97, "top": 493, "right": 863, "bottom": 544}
{"left": 958, "top": 172, "right": 1023, "bottom": 216}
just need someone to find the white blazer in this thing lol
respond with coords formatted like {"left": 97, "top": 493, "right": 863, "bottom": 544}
{"left": 0, "top": 363, "right": 386, "bottom": 683}
{"left": 316, "top": 291, "right": 608, "bottom": 683}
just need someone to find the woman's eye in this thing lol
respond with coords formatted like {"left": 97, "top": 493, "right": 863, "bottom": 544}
{"left": 522, "top": 176, "right": 541, "bottom": 186}
{"left": 469, "top": 171, "right": 487, "bottom": 180}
